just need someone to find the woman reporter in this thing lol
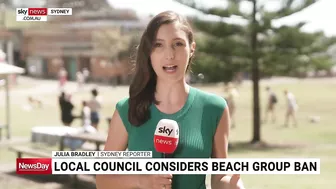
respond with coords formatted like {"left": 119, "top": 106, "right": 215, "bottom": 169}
{"left": 96, "top": 11, "right": 245, "bottom": 189}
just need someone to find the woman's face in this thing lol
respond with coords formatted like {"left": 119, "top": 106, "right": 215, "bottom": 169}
{"left": 150, "top": 22, "right": 195, "bottom": 82}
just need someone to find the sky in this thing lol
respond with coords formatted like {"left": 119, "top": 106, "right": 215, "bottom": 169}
{"left": 107, "top": 0, "right": 336, "bottom": 37}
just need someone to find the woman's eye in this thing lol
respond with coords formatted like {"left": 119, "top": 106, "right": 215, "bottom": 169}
{"left": 154, "top": 43, "right": 162, "bottom": 47}
{"left": 175, "top": 42, "right": 184, "bottom": 47}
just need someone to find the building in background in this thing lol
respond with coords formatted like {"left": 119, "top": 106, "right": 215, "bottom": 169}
{"left": 19, "top": 0, "right": 147, "bottom": 85}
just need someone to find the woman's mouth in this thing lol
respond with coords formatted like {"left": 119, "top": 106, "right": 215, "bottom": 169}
{"left": 163, "top": 65, "right": 178, "bottom": 73}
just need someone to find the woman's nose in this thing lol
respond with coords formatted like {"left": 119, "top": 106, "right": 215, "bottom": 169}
{"left": 165, "top": 47, "right": 175, "bottom": 60}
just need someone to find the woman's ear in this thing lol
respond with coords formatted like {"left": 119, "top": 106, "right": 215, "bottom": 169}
{"left": 190, "top": 42, "right": 196, "bottom": 57}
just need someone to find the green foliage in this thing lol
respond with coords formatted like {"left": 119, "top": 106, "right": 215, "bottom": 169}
{"left": 176, "top": 0, "right": 335, "bottom": 82}
{"left": 118, "top": 35, "right": 141, "bottom": 60}
{"left": 176, "top": 0, "right": 335, "bottom": 143}
{"left": 261, "top": 25, "right": 336, "bottom": 76}
{"left": 191, "top": 52, "right": 235, "bottom": 82}
{"left": 311, "top": 56, "right": 335, "bottom": 71}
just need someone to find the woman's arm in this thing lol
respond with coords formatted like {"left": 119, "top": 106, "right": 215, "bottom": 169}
{"left": 211, "top": 107, "right": 244, "bottom": 189}
{"left": 96, "top": 109, "right": 141, "bottom": 189}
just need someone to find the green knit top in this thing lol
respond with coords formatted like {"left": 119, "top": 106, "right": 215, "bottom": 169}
{"left": 116, "top": 86, "right": 227, "bottom": 189}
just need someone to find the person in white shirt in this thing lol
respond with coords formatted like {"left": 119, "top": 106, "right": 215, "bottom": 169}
{"left": 284, "top": 90, "right": 298, "bottom": 127}
{"left": 81, "top": 101, "right": 91, "bottom": 126}
{"left": 58, "top": 67, "right": 67, "bottom": 91}
{"left": 225, "top": 82, "right": 239, "bottom": 128}
{"left": 76, "top": 71, "right": 84, "bottom": 91}
{"left": 88, "top": 88, "right": 102, "bottom": 129}
{"left": 82, "top": 68, "right": 90, "bottom": 83}
{"left": 63, "top": 100, "right": 97, "bottom": 151}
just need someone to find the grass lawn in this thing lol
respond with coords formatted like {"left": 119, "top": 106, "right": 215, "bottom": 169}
{"left": 0, "top": 78, "right": 335, "bottom": 189}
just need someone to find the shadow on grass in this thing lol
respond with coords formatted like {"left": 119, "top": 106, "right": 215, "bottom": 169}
{"left": 228, "top": 141, "right": 306, "bottom": 153}
{"left": 5, "top": 171, "right": 97, "bottom": 189}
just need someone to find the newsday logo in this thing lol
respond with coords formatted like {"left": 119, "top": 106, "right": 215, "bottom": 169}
{"left": 16, "top": 158, "right": 52, "bottom": 174}
{"left": 19, "top": 162, "right": 49, "bottom": 170}
{"left": 16, "top": 8, "right": 72, "bottom": 21}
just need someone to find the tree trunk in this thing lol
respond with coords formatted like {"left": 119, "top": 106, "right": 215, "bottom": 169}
{"left": 251, "top": 0, "right": 261, "bottom": 143}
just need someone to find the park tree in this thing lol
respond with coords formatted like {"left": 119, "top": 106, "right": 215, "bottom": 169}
{"left": 261, "top": 23, "right": 336, "bottom": 77}
{"left": 175, "top": 0, "right": 336, "bottom": 143}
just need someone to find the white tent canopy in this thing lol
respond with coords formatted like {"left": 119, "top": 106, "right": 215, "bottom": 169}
{"left": 0, "top": 62, "right": 25, "bottom": 140}
{"left": 0, "top": 62, "right": 25, "bottom": 75}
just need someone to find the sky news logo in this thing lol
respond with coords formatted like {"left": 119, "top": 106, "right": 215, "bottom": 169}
{"left": 17, "top": 8, "right": 47, "bottom": 16}
{"left": 16, "top": 158, "right": 52, "bottom": 174}
{"left": 16, "top": 8, "right": 72, "bottom": 21}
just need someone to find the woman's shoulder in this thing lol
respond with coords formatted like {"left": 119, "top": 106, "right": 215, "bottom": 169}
{"left": 115, "top": 97, "right": 132, "bottom": 132}
{"left": 193, "top": 87, "right": 228, "bottom": 109}
{"left": 116, "top": 97, "right": 130, "bottom": 112}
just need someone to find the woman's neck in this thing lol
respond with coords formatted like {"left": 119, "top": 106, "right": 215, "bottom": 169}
{"left": 155, "top": 79, "right": 189, "bottom": 112}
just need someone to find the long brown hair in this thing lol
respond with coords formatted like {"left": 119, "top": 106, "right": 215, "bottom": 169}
{"left": 128, "top": 11, "right": 195, "bottom": 126}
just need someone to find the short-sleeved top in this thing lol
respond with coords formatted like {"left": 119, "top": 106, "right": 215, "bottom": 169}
{"left": 89, "top": 96, "right": 102, "bottom": 112}
{"left": 116, "top": 86, "right": 227, "bottom": 189}
{"left": 286, "top": 92, "right": 297, "bottom": 109}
